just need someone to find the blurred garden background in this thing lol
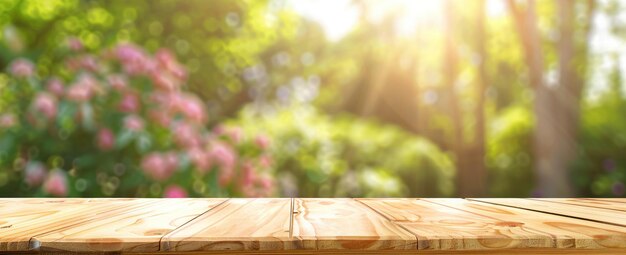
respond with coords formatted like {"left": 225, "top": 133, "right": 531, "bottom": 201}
{"left": 0, "top": 0, "right": 624, "bottom": 198}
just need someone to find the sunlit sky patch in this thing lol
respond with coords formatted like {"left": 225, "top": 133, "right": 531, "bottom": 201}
{"left": 288, "top": 0, "right": 507, "bottom": 41}
{"left": 288, "top": 0, "right": 618, "bottom": 100}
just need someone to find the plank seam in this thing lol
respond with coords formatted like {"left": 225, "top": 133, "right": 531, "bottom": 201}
{"left": 583, "top": 198, "right": 626, "bottom": 204}
{"left": 289, "top": 197, "right": 294, "bottom": 238}
{"left": 421, "top": 199, "right": 509, "bottom": 223}
{"left": 158, "top": 198, "right": 230, "bottom": 252}
{"left": 354, "top": 198, "right": 420, "bottom": 250}
{"left": 527, "top": 198, "right": 626, "bottom": 212}
{"left": 27, "top": 199, "right": 162, "bottom": 251}
{"left": 467, "top": 198, "right": 626, "bottom": 228}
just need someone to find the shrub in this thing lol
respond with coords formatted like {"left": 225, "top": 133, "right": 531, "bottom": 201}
{"left": 0, "top": 39, "right": 274, "bottom": 197}
{"left": 231, "top": 105, "right": 455, "bottom": 197}
{"left": 486, "top": 106, "right": 534, "bottom": 197}
{"left": 572, "top": 94, "right": 626, "bottom": 197}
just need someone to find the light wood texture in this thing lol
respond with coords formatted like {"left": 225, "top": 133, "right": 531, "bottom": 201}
{"left": 32, "top": 198, "right": 225, "bottom": 252}
{"left": 0, "top": 198, "right": 145, "bottom": 251}
{"left": 292, "top": 198, "right": 416, "bottom": 250}
{"left": 472, "top": 198, "right": 626, "bottom": 227}
{"left": 162, "top": 198, "right": 293, "bottom": 251}
{"left": 358, "top": 198, "right": 553, "bottom": 250}
{"left": 530, "top": 198, "right": 626, "bottom": 212}
{"left": 423, "top": 198, "right": 626, "bottom": 249}
{"left": 4, "top": 198, "right": 626, "bottom": 254}
{"left": 584, "top": 198, "right": 626, "bottom": 203}
{"left": 135, "top": 249, "right": 626, "bottom": 255}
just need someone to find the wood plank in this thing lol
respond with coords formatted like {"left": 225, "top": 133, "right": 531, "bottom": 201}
{"left": 358, "top": 198, "right": 553, "bottom": 250}
{"left": 127, "top": 249, "right": 626, "bottom": 254}
{"left": 471, "top": 198, "right": 626, "bottom": 228}
{"left": 0, "top": 198, "right": 148, "bottom": 251}
{"left": 31, "top": 198, "right": 225, "bottom": 252}
{"left": 5, "top": 198, "right": 626, "bottom": 254}
{"left": 162, "top": 198, "right": 293, "bottom": 251}
{"left": 585, "top": 198, "right": 626, "bottom": 203}
{"left": 423, "top": 198, "right": 626, "bottom": 249}
{"left": 530, "top": 198, "right": 626, "bottom": 212}
{"left": 291, "top": 198, "right": 416, "bottom": 250}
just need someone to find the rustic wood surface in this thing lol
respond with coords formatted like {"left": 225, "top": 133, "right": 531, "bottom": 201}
{"left": 2, "top": 198, "right": 626, "bottom": 254}
{"left": 162, "top": 198, "right": 292, "bottom": 251}
{"left": 292, "top": 198, "right": 416, "bottom": 250}
{"left": 472, "top": 198, "right": 626, "bottom": 227}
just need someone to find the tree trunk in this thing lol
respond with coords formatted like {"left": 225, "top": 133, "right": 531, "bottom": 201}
{"left": 443, "top": 0, "right": 469, "bottom": 197}
{"left": 508, "top": 0, "right": 593, "bottom": 197}
{"left": 464, "top": 0, "right": 488, "bottom": 197}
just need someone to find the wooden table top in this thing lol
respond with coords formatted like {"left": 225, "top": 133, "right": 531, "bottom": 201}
{"left": 2, "top": 198, "right": 626, "bottom": 254}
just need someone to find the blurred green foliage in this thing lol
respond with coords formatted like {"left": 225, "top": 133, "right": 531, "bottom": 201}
{"left": 233, "top": 105, "right": 455, "bottom": 197}
{"left": 573, "top": 68, "right": 626, "bottom": 197}
{"left": 0, "top": 0, "right": 625, "bottom": 198}
{"left": 486, "top": 106, "right": 534, "bottom": 197}
{"left": 0, "top": 0, "right": 292, "bottom": 122}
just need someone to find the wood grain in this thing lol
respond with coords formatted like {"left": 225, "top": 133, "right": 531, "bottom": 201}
{"left": 0, "top": 198, "right": 144, "bottom": 251}
{"left": 423, "top": 198, "right": 626, "bottom": 249}
{"left": 471, "top": 198, "right": 626, "bottom": 228}
{"left": 292, "top": 198, "right": 416, "bottom": 250}
{"left": 4, "top": 198, "right": 626, "bottom": 254}
{"left": 31, "top": 198, "right": 225, "bottom": 252}
{"left": 530, "top": 198, "right": 626, "bottom": 212}
{"left": 358, "top": 198, "right": 553, "bottom": 250}
{"left": 162, "top": 198, "right": 293, "bottom": 251}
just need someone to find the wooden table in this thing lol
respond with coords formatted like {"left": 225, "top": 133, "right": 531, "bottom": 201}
{"left": 2, "top": 198, "right": 626, "bottom": 254}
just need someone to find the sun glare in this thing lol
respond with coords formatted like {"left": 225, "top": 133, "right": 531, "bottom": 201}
{"left": 290, "top": 0, "right": 508, "bottom": 41}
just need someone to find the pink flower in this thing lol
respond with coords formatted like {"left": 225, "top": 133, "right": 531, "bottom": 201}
{"left": 156, "top": 48, "right": 176, "bottom": 67}
{"left": 66, "top": 55, "right": 98, "bottom": 71}
{"left": 46, "top": 78, "right": 65, "bottom": 96}
{"left": 241, "top": 174, "right": 274, "bottom": 198}
{"left": 96, "top": 128, "right": 115, "bottom": 151}
{"left": 141, "top": 152, "right": 178, "bottom": 181}
{"left": 259, "top": 176, "right": 273, "bottom": 190}
{"left": 149, "top": 109, "right": 172, "bottom": 127}
{"left": 115, "top": 43, "right": 145, "bottom": 63}
{"left": 156, "top": 48, "right": 187, "bottom": 81}
{"left": 66, "top": 74, "right": 99, "bottom": 102}
{"left": 66, "top": 84, "right": 92, "bottom": 102}
{"left": 173, "top": 122, "right": 201, "bottom": 148}
{"left": 174, "top": 94, "right": 207, "bottom": 123}
{"left": 219, "top": 166, "right": 234, "bottom": 186}
{"left": 188, "top": 147, "right": 212, "bottom": 173}
{"left": 118, "top": 92, "right": 140, "bottom": 113}
{"left": 123, "top": 115, "right": 144, "bottom": 131}
{"left": 44, "top": 170, "right": 68, "bottom": 197}
{"left": 25, "top": 161, "right": 47, "bottom": 187}
{"left": 241, "top": 162, "right": 256, "bottom": 187}
{"left": 151, "top": 72, "right": 179, "bottom": 91}
{"left": 31, "top": 92, "right": 57, "bottom": 120}
{"left": 9, "top": 58, "right": 35, "bottom": 78}
{"left": 208, "top": 142, "right": 236, "bottom": 186}
{"left": 212, "top": 125, "right": 225, "bottom": 136}
{"left": 114, "top": 43, "right": 156, "bottom": 75}
{"left": 0, "top": 113, "right": 17, "bottom": 128}
{"left": 225, "top": 127, "right": 243, "bottom": 144}
{"left": 209, "top": 142, "right": 236, "bottom": 171}
{"left": 259, "top": 154, "right": 272, "bottom": 168}
{"left": 149, "top": 91, "right": 175, "bottom": 105}
{"left": 163, "top": 152, "right": 179, "bottom": 171}
{"left": 107, "top": 74, "right": 127, "bottom": 91}
{"left": 66, "top": 37, "right": 83, "bottom": 51}
{"left": 255, "top": 134, "right": 270, "bottom": 150}
{"left": 163, "top": 185, "right": 187, "bottom": 198}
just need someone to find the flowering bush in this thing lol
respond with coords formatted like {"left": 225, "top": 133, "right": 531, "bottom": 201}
{"left": 233, "top": 106, "right": 456, "bottom": 197}
{"left": 0, "top": 39, "right": 274, "bottom": 197}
